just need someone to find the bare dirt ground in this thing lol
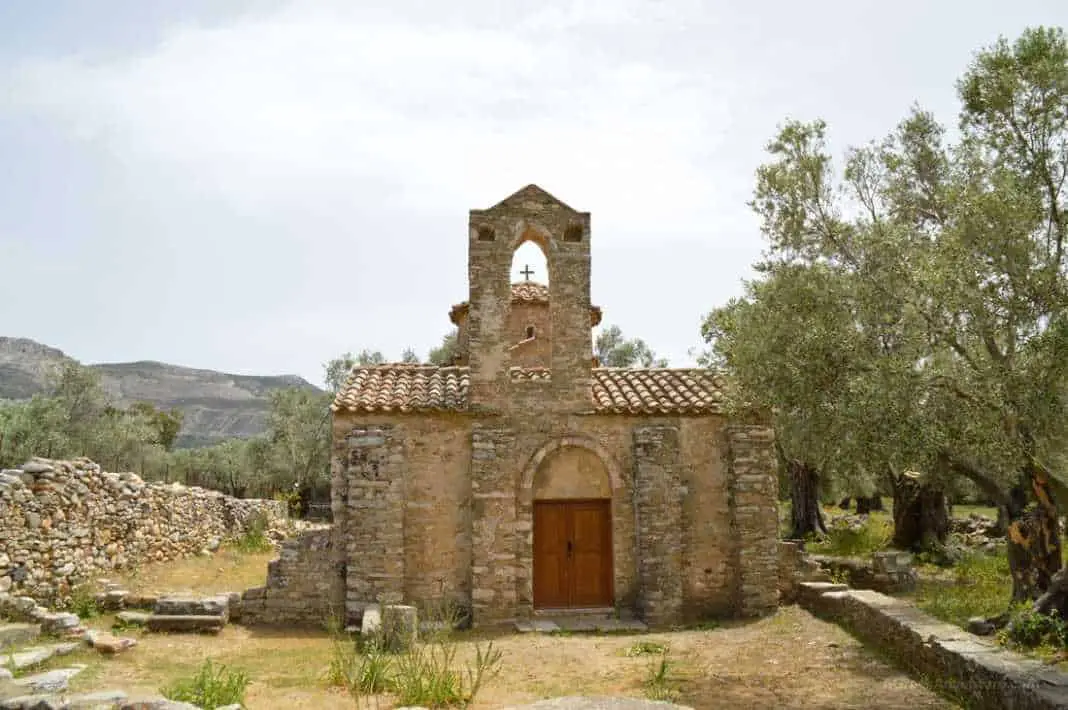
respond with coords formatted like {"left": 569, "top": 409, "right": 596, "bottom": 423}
{"left": 59, "top": 550, "right": 959, "bottom": 709}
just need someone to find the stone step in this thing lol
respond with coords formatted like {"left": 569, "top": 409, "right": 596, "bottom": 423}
{"left": 145, "top": 614, "right": 225, "bottom": 634}
{"left": 2, "top": 642, "right": 80, "bottom": 671}
{"left": 10, "top": 664, "right": 86, "bottom": 694}
{"left": 115, "top": 611, "right": 152, "bottom": 628}
{"left": 153, "top": 595, "right": 229, "bottom": 619}
{"left": 0, "top": 624, "right": 39, "bottom": 650}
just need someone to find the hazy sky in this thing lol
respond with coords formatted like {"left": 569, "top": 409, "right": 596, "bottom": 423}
{"left": 2, "top": 1, "right": 1065, "bottom": 388}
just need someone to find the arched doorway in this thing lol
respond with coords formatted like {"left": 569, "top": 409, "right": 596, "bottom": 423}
{"left": 532, "top": 445, "right": 614, "bottom": 609}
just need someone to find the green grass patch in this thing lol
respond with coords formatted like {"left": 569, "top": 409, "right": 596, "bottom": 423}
{"left": 161, "top": 658, "right": 251, "bottom": 710}
{"left": 806, "top": 514, "right": 894, "bottom": 557}
{"left": 913, "top": 552, "right": 1010, "bottom": 627}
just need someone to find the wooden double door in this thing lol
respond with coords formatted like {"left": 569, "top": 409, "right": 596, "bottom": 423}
{"left": 533, "top": 499, "right": 613, "bottom": 609}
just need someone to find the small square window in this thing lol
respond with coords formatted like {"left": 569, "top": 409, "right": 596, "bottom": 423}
{"left": 525, "top": 326, "right": 535, "bottom": 339}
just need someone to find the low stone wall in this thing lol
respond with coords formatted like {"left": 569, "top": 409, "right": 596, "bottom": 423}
{"left": 0, "top": 457, "right": 288, "bottom": 603}
{"left": 241, "top": 527, "right": 342, "bottom": 628}
{"left": 797, "top": 582, "right": 1068, "bottom": 710}
{"left": 808, "top": 550, "right": 917, "bottom": 594}
{"left": 777, "top": 541, "right": 830, "bottom": 603}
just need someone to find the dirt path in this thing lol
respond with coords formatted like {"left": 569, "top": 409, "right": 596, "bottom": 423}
{"left": 67, "top": 605, "right": 954, "bottom": 709}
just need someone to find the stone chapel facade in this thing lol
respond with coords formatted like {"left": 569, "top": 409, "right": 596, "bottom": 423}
{"left": 325, "top": 185, "right": 780, "bottom": 628}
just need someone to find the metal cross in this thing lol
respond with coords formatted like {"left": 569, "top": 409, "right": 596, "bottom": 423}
{"left": 520, "top": 264, "right": 535, "bottom": 281}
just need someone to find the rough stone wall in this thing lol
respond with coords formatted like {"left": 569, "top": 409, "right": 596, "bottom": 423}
{"left": 725, "top": 425, "right": 780, "bottom": 617}
{"left": 466, "top": 186, "right": 592, "bottom": 413}
{"left": 330, "top": 413, "right": 471, "bottom": 624}
{"left": 334, "top": 424, "right": 406, "bottom": 618}
{"left": 0, "top": 457, "right": 287, "bottom": 604}
{"left": 632, "top": 426, "right": 685, "bottom": 625}
{"left": 242, "top": 527, "right": 341, "bottom": 626}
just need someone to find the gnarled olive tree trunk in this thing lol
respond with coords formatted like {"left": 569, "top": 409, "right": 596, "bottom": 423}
{"left": 890, "top": 470, "right": 950, "bottom": 553}
{"left": 787, "top": 459, "right": 827, "bottom": 540}
{"left": 944, "top": 452, "right": 1066, "bottom": 625}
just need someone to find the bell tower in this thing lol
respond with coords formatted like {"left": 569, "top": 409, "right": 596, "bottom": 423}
{"left": 465, "top": 185, "right": 593, "bottom": 412}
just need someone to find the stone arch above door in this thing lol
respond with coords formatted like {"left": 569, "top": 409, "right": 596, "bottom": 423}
{"left": 519, "top": 435, "right": 624, "bottom": 502}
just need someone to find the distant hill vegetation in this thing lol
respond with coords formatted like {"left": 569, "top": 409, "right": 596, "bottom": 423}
{"left": 0, "top": 337, "right": 322, "bottom": 448}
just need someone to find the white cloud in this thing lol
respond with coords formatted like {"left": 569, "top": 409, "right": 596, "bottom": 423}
{"left": 3, "top": 1, "right": 736, "bottom": 236}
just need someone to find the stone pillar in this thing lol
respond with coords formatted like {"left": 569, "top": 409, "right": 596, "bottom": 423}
{"left": 548, "top": 214, "right": 593, "bottom": 412}
{"left": 342, "top": 426, "right": 406, "bottom": 622}
{"left": 468, "top": 424, "right": 518, "bottom": 625}
{"left": 633, "top": 425, "right": 685, "bottom": 626}
{"left": 726, "top": 425, "right": 780, "bottom": 617}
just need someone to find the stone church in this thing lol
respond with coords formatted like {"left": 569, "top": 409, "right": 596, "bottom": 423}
{"left": 326, "top": 185, "right": 779, "bottom": 628}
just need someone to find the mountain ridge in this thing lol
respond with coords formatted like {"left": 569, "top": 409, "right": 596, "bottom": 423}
{"left": 0, "top": 336, "right": 324, "bottom": 448}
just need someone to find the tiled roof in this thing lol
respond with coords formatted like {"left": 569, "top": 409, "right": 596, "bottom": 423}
{"left": 331, "top": 365, "right": 468, "bottom": 413}
{"left": 332, "top": 365, "right": 725, "bottom": 415}
{"left": 449, "top": 282, "right": 603, "bottom": 326}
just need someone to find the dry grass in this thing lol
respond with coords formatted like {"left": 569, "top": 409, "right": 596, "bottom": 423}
{"left": 47, "top": 548, "right": 957, "bottom": 709}
{"left": 61, "top": 607, "right": 957, "bottom": 709}
{"left": 103, "top": 546, "right": 277, "bottom": 596}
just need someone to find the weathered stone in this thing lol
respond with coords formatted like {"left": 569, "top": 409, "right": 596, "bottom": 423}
{"left": 116, "top": 611, "right": 152, "bottom": 627}
{"left": 154, "top": 595, "right": 228, "bottom": 619}
{"left": 11, "top": 665, "right": 85, "bottom": 693}
{"left": 145, "top": 614, "right": 225, "bottom": 634}
{"left": 244, "top": 187, "right": 778, "bottom": 631}
{"left": 0, "top": 457, "right": 288, "bottom": 607}
{"left": 0, "top": 624, "right": 39, "bottom": 650}
{"left": 84, "top": 629, "right": 138, "bottom": 654}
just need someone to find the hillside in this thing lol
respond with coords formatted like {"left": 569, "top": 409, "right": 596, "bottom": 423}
{"left": 0, "top": 337, "right": 323, "bottom": 448}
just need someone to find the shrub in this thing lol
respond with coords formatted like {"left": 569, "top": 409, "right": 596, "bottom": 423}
{"left": 60, "top": 584, "right": 99, "bottom": 620}
{"left": 161, "top": 658, "right": 250, "bottom": 710}
{"left": 807, "top": 515, "right": 892, "bottom": 557}
{"left": 625, "top": 640, "right": 668, "bottom": 657}
{"left": 1001, "top": 603, "right": 1068, "bottom": 649}
{"left": 232, "top": 513, "right": 273, "bottom": 554}
{"left": 642, "top": 651, "right": 680, "bottom": 703}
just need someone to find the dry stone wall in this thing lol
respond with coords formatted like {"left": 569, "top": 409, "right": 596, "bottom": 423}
{"left": 0, "top": 457, "right": 287, "bottom": 603}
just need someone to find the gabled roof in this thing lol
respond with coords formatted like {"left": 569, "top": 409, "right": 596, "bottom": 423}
{"left": 449, "top": 282, "right": 603, "bottom": 326}
{"left": 484, "top": 184, "right": 581, "bottom": 213}
{"left": 331, "top": 365, "right": 726, "bottom": 415}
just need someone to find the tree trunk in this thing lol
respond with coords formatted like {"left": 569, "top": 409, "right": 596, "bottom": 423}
{"left": 1005, "top": 465, "right": 1063, "bottom": 606}
{"left": 789, "top": 459, "right": 827, "bottom": 540}
{"left": 891, "top": 471, "right": 950, "bottom": 552}
{"left": 855, "top": 496, "right": 884, "bottom": 515}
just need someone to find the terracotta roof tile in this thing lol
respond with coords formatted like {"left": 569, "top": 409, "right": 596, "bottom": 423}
{"left": 591, "top": 368, "right": 726, "bottom": 414}
{"left": 332, "top": 365, "right": 725, "bottom": 415}
{"left": 449, "top": 282, "right": 602, "bottom": 326}
{"left": 330, "top": 365, "right": 468, "bottom": 413}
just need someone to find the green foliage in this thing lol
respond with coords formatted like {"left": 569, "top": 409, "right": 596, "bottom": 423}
{"left": 625, "top": 640, "right": 668, "bottom": 657}
{"left": 1001, "top": 603, "right": 1068, "bottom": 648}
{"left": 231, "top": 513, "right": 274, "bottom": 554}
{"left": 701, "top": 25, "right": 1068, "bottom": 523}
{"left": 915, "top": 552, "right": 1011, "bottom": 627}
{"left": 161, "top": 658, "right": 251, "bottom": 709}
{"left": 595, "top": 325, "right": 668, "bottom": 368}
{"left": 806, "top": 516, "right": 893, "bottom": 557}
{"left": 428, "top": 329, "right": 460, "bottom": 366}
{"left": 327, "top": 604, "right": 503, "bottom": 707}
{"left": 641, "top": 651, "right": 680, "bottom": 703}
{"left": 59, "top": 584, "right": 100, "bottom": 620}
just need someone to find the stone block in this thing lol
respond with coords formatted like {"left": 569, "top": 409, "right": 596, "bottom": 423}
{"left": 145, "top": 614, "right": 225, "bottom": 634}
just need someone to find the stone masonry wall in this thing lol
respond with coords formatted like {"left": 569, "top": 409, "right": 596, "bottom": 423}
{"left": 633, "top": 425, "right": 685, "bottom": 625}
{"left": 725, "top": 425, "right": 780, "bottom": 617}
{"left": 242, "top": 527, "right": 341, "bottom": 627}
{"left": 0, "top": 457, "right": 287, "bottom": 604}
{"left": 466, "top": 186, "right": 593, "bottom": 413}
{"left": 336, "top": 425, "right": 407, "bottom": 622}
